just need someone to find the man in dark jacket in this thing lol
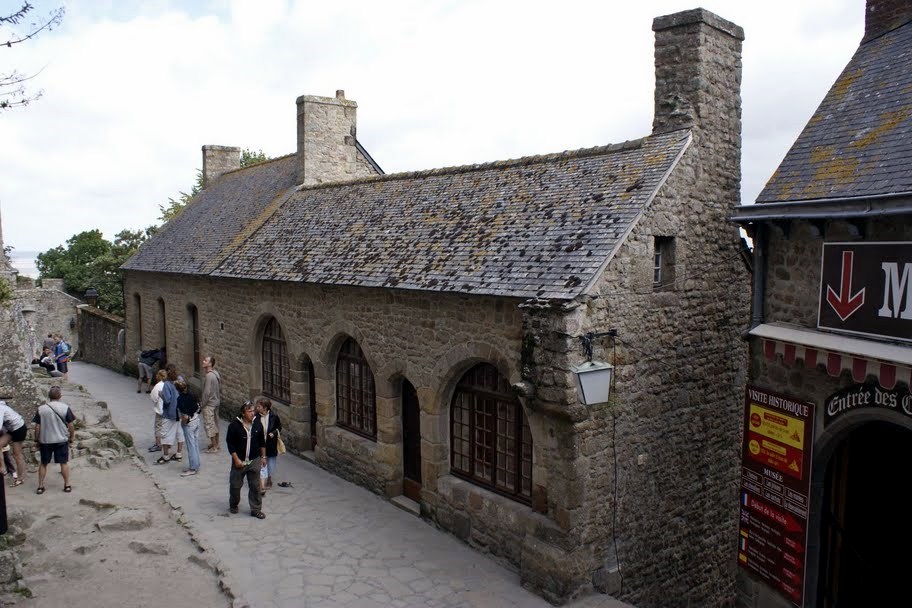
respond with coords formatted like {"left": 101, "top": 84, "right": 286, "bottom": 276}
{"left": 226, "top": 400, "right": 266, "bottom": 519}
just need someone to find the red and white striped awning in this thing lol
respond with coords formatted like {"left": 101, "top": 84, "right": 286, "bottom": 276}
{"left": 750, "top": 323, "right": 912, "bottom": 390}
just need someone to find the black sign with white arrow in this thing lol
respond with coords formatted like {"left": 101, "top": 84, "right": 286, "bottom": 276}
{"left": 817, "top": 242, "right": 912, "bottom": 343}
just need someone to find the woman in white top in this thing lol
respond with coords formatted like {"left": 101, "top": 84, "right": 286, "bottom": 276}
{"left": 0, "top": 398, "right": 28, "bottom": 485}
{"left": 148, "top": 370, "right": 167, "bottom": 453}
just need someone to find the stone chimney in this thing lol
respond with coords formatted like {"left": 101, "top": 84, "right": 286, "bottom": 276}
{"left": 652, "top": 8, "right": 744, "bottom": 136}
{"left": 202, "top": 145, "right": 241, "bottom": 189}
{"left": 296, "top": 90, "right": 359, "bottom": 186}
{"left": 864, "top": 0, "right": 912, "bottom": 42}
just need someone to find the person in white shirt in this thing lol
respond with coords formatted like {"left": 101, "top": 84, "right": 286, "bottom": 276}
{"left": 148, "top": 370, "right": 167, "bottom": 453}
{"left": 0, "top": 397, "right": 29, "bottom": 486}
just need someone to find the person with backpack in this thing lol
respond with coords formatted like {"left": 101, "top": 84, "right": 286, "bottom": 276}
{"left": 137, "top": 347, "right": 164, "bottom": 393}
{"left": 33, "top": 385, "right": 76, "bottom": 494}
{"left": 54, "top": 334, "right": 71, "bottom": 382}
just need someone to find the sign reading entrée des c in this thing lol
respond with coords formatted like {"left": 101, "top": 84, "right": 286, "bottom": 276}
{"left": 818, "top": 242, "right": 912, "bottom": 343}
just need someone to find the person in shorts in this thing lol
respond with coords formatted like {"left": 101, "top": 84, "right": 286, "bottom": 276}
{"left": 33, "top": 385, "right": 76, "bottom": 494}
{"left": 137, "top": 352, "right": 155, "bottom": 393}
{"left": 0, "top": 397, "right": 28, "bottom": 486}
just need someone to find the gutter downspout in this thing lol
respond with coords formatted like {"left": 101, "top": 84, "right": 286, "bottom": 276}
{"left": 750, "top": 223, "right": 768, "bottom": 330}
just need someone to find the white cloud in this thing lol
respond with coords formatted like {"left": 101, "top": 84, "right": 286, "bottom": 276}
{"left": 1, "top": 0, "right": 863, "bottom": 259}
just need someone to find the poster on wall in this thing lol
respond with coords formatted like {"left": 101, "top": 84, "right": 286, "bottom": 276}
{"left": 737, "top": 385, "right": 816, "bottom": 607}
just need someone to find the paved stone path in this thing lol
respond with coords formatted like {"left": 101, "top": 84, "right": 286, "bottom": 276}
{"left": 70, "top": 362, "right": 631, "bottom": 608}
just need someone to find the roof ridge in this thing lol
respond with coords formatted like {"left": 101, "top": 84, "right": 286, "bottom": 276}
{"left": 221, "top": 152, "right": 296, "bottom": 177}
{"left": 295, "top": 129, "right": 691, "bottom": 192}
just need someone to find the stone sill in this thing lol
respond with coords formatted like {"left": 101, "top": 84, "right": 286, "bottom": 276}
{"left": 322, "top": 425, "right": 379, "bottom": 456}
{"left": 437, "top": 474, "right": 547, "bottom": 526}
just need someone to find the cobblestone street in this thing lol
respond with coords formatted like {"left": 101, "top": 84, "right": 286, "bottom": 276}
{"left": 70, "top": 362, "right": 630, "bottom": 608}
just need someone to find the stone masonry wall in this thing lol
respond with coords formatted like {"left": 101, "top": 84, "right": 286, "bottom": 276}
{"left": 737, "top": 217, "right": 912, "bottom": 608}
{"left": 123, "top": 272, "right": 561, "bottom": 496}
{"left": 123, "top": 272, "right": 632, "bottom": 602}
{"left": 76, "top": 304, "right": 125, "bottom": 373}
{"left": 0, "top": 303, "right": 44, "bottom": 419}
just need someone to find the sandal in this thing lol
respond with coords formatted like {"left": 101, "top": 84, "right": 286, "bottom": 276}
{"left": 12, "top": 478, "right": 23, "bottom": 487}
{"left": 172, "top": 453, "right": 182, "bottom": 461}
{"left": 63, "top": 485, "right": 72, "bottom": 493}
{"left": 36, "top": 487, "right": 45, "bottom": 495}
{"left": 154, "top": 456, "right": 169, "bottom": 464}
{"left": 251, "top": 511, "right": 266, "bottom": 519}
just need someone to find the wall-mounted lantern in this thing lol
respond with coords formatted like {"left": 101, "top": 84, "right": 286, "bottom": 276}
{"left": 571, "top": 330, "right": 617, "bottom": 406}
{"left": 84, "top": 287, "right": 98, "bottom": 307}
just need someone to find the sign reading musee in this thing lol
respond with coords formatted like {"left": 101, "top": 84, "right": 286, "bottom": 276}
{"left": 738, "top": 386, "right": 815, "bottom": 607}
{"left": 818, "top": 242, "right": 912, "bottom": 343}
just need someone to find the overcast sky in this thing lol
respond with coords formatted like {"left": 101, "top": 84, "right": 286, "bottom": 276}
{"left": 2, "top": 0, "right": 862, "bottom": 258}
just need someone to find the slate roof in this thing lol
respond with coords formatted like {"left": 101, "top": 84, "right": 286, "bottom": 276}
{"left": 123, "top": 154, "right": 300, "bottom": 275}
{"left": 758, "top": 19, "right": 912, "bottom": 203}
{"left": 126, "top": 130, "right": 690, "bottom": 301}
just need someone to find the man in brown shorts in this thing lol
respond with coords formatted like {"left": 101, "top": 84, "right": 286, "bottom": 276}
{"left": 201, "top": 356, "right": 221, "bottom": 453}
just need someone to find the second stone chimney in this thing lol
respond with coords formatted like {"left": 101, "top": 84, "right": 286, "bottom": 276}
{"left": 296, "top": 90, "right": 359, "bottom": 186}
{"left": 202, "top": 145, "right": 241, "bottom": 189}
{"left": 864, "top": 0, "right": 912, "bottom": 42}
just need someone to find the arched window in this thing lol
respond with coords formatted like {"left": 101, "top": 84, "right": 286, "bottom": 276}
{"left": 262, "top": 317, "right": 289, "bottom": 403}
{"left": 157, "top": 298, "right": 167, "bottom": 352}
{"left": 187, "top": 304, "right": 200, "bottom": 375}
{"left": 451, "top": 363, "right": 532, "bottom": 502}
{"left": 133, "top": 293, "right": 143, "bottom": 349}
{"left": 336, "top": 338, "right": 376, "bottom": 439}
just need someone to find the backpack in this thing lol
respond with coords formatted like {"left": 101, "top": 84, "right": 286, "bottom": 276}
{"left": 61, "top": 341, "right": 71, "bottom": 355}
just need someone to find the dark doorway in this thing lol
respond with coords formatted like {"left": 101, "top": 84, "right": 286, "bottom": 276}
{"left": 402, "top": 379, "right": 422, "bottom": 501}
{"left": 307, "top": 360, "right": 317, "bottom": 447}
{"left": 817, "top": 421, "right": 912, "bottom": 607}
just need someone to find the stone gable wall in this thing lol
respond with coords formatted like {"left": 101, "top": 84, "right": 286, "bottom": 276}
{"left": 537, "top": 15, "right": 750, "bottom": 608}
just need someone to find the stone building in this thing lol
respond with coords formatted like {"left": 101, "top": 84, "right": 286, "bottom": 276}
{"left": 123, "top": 9, "right": 748, "bottom": 607}
{"left": 731, "top": 1, "right": 912, "bottom": 606}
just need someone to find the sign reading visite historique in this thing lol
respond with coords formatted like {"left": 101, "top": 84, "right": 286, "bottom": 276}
{"left": 737, "top": 386, "right": 815, "bottom": 607}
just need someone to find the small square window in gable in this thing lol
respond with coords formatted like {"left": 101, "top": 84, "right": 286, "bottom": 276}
{"left": 653, "top": 236, "right": 676, "bottom": 291}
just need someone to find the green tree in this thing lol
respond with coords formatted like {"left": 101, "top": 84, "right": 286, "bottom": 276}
{"left": 157, "top": 148, "right": 270, "bottom": 223}
{"left": 36, "top": 228, "right": 152, "bottom": 316}
{"left": 1, "top": 2, "right": 66, "bottom": 110}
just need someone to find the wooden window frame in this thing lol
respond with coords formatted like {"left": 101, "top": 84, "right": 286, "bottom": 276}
{"left": 450, "top": 363, "right": 532, "bottom": 503}
{"left": 653, "top": 236, "right": 676, "bottom": 290}
{"left": 261, "top": 317, "right": 290, "bottom": 404}
{"left": 335, "top": 338, "right": 377, "bottom": 440}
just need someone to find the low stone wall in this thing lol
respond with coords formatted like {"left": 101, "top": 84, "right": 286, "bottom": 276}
{"left": 77, "top": 305, "right": 125, "bottom": 373}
